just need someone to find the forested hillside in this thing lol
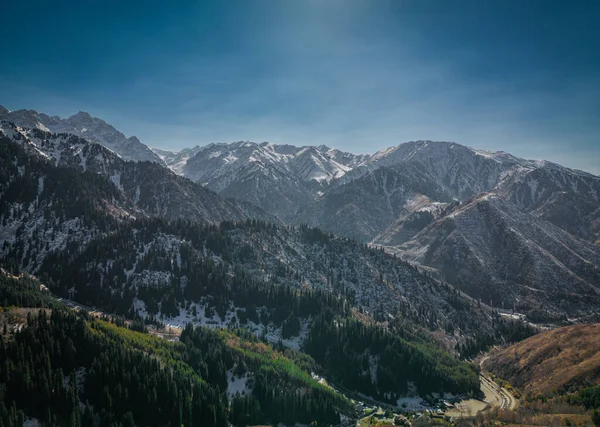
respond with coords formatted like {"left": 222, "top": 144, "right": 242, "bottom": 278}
{"left": 23, "top": 217, "right": 535, "bottom": 400}
{"left": 0, "top": 131, "right": 132, "bottom": 273}
{"left": 0, "top": 274, "right": 350, "bottom": 426}
{"left": 34, "top": 217, "right": 534, "bottom": 355}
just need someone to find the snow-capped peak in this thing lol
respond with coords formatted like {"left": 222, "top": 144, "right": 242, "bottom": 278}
{"left": 178, "top": 140, "right": 363, "bottom": 185}
{"left": 0, "top": 105, "right": 164, "bottom": 165}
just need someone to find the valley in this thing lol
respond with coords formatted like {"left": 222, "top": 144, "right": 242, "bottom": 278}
{"left": 3, "top": 2, "right": 599, "bottom": 426}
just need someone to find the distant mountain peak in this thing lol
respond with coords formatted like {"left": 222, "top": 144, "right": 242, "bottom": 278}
{"left": 0, "top": 105, "right": 164, "bottom": 165}
{"left": 69, "top": 110, "right": 94, "bottom": 120}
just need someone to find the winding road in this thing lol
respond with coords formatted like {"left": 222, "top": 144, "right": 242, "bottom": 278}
{"left": 479, "top": 356, "right": 517, "bottom": 410}
{"left": 446, "top": 356, "right": 517, "bottom": 418}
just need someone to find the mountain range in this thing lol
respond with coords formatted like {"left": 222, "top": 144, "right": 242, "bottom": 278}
{"left": 154, "top": 138, "right": 600, "bottom": 244}
{"left": 0, "top": 119, "right": 499, "bottom": 343}
{"left": 150, "top": 127, "right": 600, "bottom": 319}
{"left": 2, "top": 104, "right": 599, "bottom": 323}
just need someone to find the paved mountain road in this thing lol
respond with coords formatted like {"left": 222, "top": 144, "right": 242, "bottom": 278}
{"left": 446, "top": 356, "right": 517, "bottom": 418}
{"left": 479, "top": 356, "right": 517, "bottom": 411}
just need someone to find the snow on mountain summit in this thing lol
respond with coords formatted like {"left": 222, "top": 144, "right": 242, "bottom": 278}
{"left": 181, "top": 140, "right": 359, "bottom": 185}
{"left": 288, "top": 145, "right": 350, "bottom": 182}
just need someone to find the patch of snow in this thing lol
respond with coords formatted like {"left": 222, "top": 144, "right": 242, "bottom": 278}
{"left": 396, "top": 396, "right": 434, "bottom": 411}
{"left": 37, "top": 176, "right": 44, "bottom": 195}
{"left": 368, "top": 354, "right": 379, "bottom": 384}
{"left": 227, "top": 370, "right": 250, "bottom": 398}
{"left": 109, "top": 174, "right": 122, "bottom": 191}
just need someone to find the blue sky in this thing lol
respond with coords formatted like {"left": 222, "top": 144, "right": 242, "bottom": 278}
{"left": 1, "top": 0, "right": 599, "bottom": 173}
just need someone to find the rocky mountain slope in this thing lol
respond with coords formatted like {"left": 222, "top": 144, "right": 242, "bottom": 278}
{"left": 294, "top": 164, "right": 454, "bottom": 242}
{"left": 373, "top": 200, "right": 453, "bottom": 247}
{"left": 152, "top": 145, "right": 203, "bottom": 175}
{"left": 495, "top": 162, "right": 600, "bottom": 244}
{"left": 171, "top": 141, "right": 364, "bottom": 219}
{"left": 161, "top": 138, "right": 600, "bottom": 248}
{"left": 391, "top": 193, "right": 600, "bottom": 318}
{"left": 0, "top": 105, "right": 163, "bottom": 164}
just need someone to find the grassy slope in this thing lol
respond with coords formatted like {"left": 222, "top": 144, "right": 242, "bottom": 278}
{"left": 485, "top": 323, "right": 600, "bottom": 397}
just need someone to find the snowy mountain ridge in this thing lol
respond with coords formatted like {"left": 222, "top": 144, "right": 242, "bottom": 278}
{"left": 0, "top": 105, "right": 164, "bottom": 165}
{"left": 173, "top": 140, "right": 356, "bottom": 185}
{"left": 4, "top": 105, "right": 597, "bottom": 247}
{"left": 165, "top": 138, "right": 599, "bottom": 221}
{"left": 0, "top": 121, "right": 271, "bottom": 228}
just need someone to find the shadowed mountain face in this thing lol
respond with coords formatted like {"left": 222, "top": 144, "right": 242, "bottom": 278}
{"left": 495, "top": 164, "right": 600, "bottom": 244}
{"left": 293, "top": 165, "right": 454, "bottom": 242}
{"left": 393, "top": 193, "right": 600, "bottom": 317}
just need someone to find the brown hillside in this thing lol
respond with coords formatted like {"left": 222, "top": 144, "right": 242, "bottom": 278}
{"left": 485, "top": 323, "right": 600, "bottom": 397}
